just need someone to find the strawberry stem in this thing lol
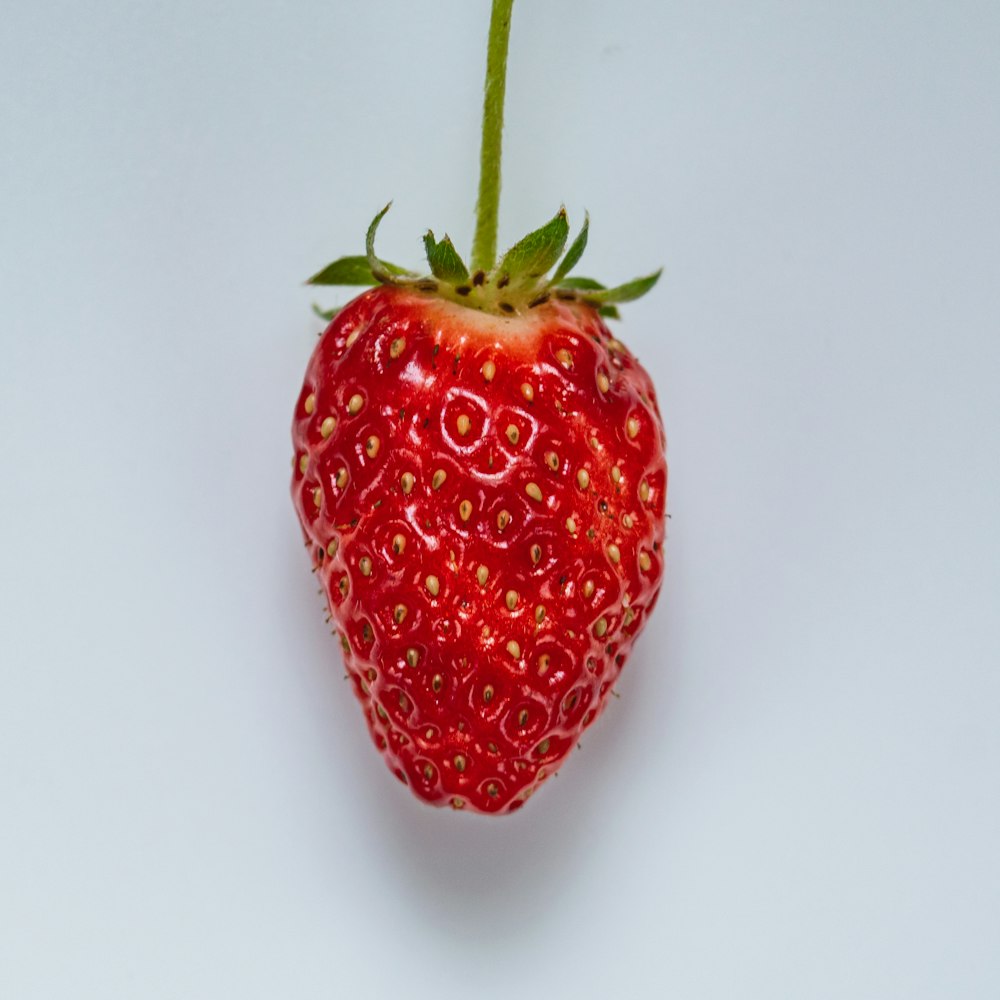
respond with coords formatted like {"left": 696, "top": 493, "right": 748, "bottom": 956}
{"left": 471, "top": 0, "right": 514, "bottom": 275}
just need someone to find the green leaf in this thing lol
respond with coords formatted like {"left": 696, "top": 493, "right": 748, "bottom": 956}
{"left": 495, "top": 207, "right": 569, "bottom": 285}
{"left": 366, "top": 202, "right": 409, "bottom": 285}
{"left": 306, "top": 254, "right": 411, "bottom": 286}
{"left": 579, "top": 269, "right": 662, "bottom": 305}
{"left": 556, "top": 275, "right": 607, "bottom": 291}
{"left": 312, "top": 303, "right": 340, "bottom": 321}
{"left": 306, "top": 256, "right": 379, "bottom": 286}
{"left": 423, "top": 231, "right": 470, "bottom": 284}
{"left": 550, "top": 212, "right": 589, "bottom": 286}
{"left": 552, "top": 275, "right": 618, "bottom": 317}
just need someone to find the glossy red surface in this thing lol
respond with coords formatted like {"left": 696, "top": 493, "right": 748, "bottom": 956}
{"left": 291, "top": 285, "right": 667, "bottom": 813}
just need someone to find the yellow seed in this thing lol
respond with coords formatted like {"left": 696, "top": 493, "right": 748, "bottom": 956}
{"left": 639, "top": 551, "right": 652, "bottom": 572}
{"left": 607, "top": 544, "right": 621, "bottom": 564}
{"left": 432, "top": 469, "right": 447, "bottom": 490}
{"left": 597, "top": 373, "right": 610, "bottom": 394}
{"left": 326, "top": 539, "right": 339, "bottom": 558}
{"left": 423, "top": 763, "right": 434, "bottom": 780}
{"left": 482, "top": 360, "right": 496, "bottom": 382}
{"left": 487, "top": 783, "right": 499, "bottom": 798}
{"left": 298, "top": 454, "right": 309, "bottom": 474}
{"left": 312, "top": 487, "right": 322, "bottom": 508}
{"left": 406, "top": 648, "right": 419, "bottom": 667}
{"left": 304, "top": 393, "right": 316, "bottom": 415}
{"left": 459, "top": 499, "right": 472, "bottom": 521}
{"left": 505, "top": 590, "right": 519, "bottom": 610}
{"left": 393, "top": 604, "right": 407, "bottom": 624}
{"left": 518, "top": 709, "right": 529, "bottom": 726}
{"left": 401, "top": 472, "right": 415, "bottom": 494}
{"left": 476, "top": 565, "right": 489, "bottom": 586}
{"left": 497, "top": 510, "right": 510, "bottom": 531}
{"left": 556, "top": 348, "right": 573, "bottom": 369}
{"left": 451, "top": 798, "right": 464, "bottom": 810}
{"left": 590, "top": 436, "right": 600, "bottom": 450}
{"left": 425, "top": 575, "right": 440, "bottom": 597}
{"left": 457, "top": 414, "right": 471, "bottom": 436}
{"left": 453, "top": 754, "right": 466, "bottom": 773}
{"left": 535, "top": 605, "right": 545, "bottom": 623}
{"left": 359, "top": 556, "right": 372, "bottom": 577}
{"left": 521, "top": 382, "right": 534, "bottom": 402}
{"left": 537, "top": 654, "right": 551, "bottom": 675}
{"left": 623, "top": 609, "right": 636, "bottom": 627}
{"left": 594, "top": 617, "right": 608, "bottom": 637}
{"left": 347, "top": 393, "right": 364, "bottom": 415}
{"left": 525, "top": 482, "right": 543, "bottom": 502}
{"left": 506, "top": 640, "right": 521, "bottom": 659}
{"left": 345, "top": 329, "right": 360, "bottom": 348}
{"left": 483, "top": 684, "right": 494, "bottom": 703}
{"left": 577, "top": 469, "right": 590, "bottom": 489}
{"left": 583, "top": 579, "right": 595, "bottom": 598}
{"left": 389, "top": 336, "right": 405, "bottom": 359}
{"left": 537, "top": 738, "right": 550, "bottom": 755}
{"left": 622, "top": 514, "right": 633, "bottom": 529}
{"left": 530, "top": 544, "right": 542, "bottom": 564}
{"left": 365, "top": 435, "right": 380, "bottom": 458}
{"left": 505, "top": 424, "right": 520, "bottom": 445}
{"left": 639, "top": 480, "right": 650, "bottom": 503}
{"left": 320, "top": 416, "right": 336, "bottom": 439}
{"left": 545, "top": 451, "right": 559, "bottom": 471}
{"left": 611, "top": 466, "right": 622, "bottom": 484}
{"left": 432, "top": 674, "right": 443, "bottom": 692}
{"left": 392, "top": 533, "right": 406, "bottom": 554}
{"left": 336, "top": 467, "right": 348, "bottom": 488}
{"left": 565, "top": 516, "right": 577, "bottom": 534}
{"left": 627, "top": 417, "right": 640, "bottom": 439}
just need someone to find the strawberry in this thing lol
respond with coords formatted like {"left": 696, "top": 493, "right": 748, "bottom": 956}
{"left": 291, "top": 0, "right": 667, "bottom": 814}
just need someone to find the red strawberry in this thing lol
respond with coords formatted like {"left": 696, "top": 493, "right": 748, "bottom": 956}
{"left": 291, "top": 1, "right": 667, "bottom": 814}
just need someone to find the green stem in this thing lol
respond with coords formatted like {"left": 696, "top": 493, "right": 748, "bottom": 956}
{"left": 471, "top": 0, "right": 514, "bottom": 274}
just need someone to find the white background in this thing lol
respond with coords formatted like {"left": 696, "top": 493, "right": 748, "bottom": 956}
{"left": 2, "top": 1, "right": 999, "bottom": 997}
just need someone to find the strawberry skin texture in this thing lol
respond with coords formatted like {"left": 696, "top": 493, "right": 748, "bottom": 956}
{"left": 291, "top": 284, "right": 667, "bottom": 814}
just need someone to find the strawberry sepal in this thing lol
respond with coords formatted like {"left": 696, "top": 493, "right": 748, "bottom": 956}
{"left": 308, "top": 206, "right": 659, "bottom": 320}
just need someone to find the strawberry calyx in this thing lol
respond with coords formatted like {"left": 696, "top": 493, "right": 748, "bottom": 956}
{"left": 307, "top": 0, "right": 659, "bottom": 323}
{"left": 307, "top": 203, "right": 661, "bottom": 321}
